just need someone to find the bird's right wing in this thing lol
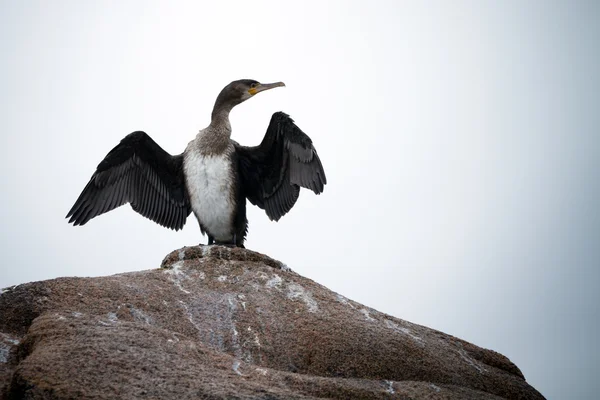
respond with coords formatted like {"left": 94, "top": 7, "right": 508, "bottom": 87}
{"left": 66, "top": 131, "right": 191, "bottom": 230}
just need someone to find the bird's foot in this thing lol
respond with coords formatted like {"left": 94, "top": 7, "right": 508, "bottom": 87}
{"left": 211, "top": 234, "right": 243, "bottom": 248}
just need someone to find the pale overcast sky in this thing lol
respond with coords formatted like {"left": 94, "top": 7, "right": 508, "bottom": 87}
{"left": 1, "top": 1, "right": 598, "bottom": 398}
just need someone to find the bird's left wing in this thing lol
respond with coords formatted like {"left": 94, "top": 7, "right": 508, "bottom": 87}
{"left": 235, "top": 112, "right": 326, "bottom": 221}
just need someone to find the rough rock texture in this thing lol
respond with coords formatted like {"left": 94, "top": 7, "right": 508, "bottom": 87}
{"left": 0, "top": 245, "right": 544, "bottom": 399}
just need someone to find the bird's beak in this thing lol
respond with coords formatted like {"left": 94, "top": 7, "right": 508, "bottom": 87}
{"left": 249, "top": 81, "right": 286, "bottom": 96}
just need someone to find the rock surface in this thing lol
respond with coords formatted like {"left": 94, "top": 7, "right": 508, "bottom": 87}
{"left": 0, "top": 245, "right": 544, "bottom": 399}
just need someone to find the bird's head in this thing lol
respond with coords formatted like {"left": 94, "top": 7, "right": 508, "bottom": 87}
{"left": 213, "top": 79, "right": 285, "bottom": 116}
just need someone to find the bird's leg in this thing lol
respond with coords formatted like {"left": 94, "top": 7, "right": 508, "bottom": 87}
{"left": 207, "top": 236, "right": 214, "bottom": 246}
{"left": 214, "top": 234, "right": 238, "bottom": 248}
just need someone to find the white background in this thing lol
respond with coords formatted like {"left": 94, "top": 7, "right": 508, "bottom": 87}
{"left": 1, "top": 2, "right": 598, "bottom": 398}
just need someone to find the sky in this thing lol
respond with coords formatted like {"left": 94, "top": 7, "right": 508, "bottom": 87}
{"left": 1, "top": 1, "right": 599, "bottom": 398}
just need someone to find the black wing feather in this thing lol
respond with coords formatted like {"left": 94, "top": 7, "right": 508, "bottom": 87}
{"left": 235, "top": 112, "right": 326, "bottom": 221}
{"left": 66, "top": 131, "right": 191, "bottom": 230}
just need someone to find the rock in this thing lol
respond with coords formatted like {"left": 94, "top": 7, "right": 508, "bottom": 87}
{"left": 0, "top": 245, "right": 544, "bottom": 399}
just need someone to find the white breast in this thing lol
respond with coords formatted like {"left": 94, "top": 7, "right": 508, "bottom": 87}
{"left": 184, "top": 145, "right": 235, "bottom": 242}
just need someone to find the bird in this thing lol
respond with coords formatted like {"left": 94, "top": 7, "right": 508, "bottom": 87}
{"left": 66, "top": 79, "right": 326, "bottom": 248}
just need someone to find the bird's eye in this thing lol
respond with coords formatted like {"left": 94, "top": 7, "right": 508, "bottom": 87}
{"left": 250, "top": 82, "right": 259, "bottom": 88}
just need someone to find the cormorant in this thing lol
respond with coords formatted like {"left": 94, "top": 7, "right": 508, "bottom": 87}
{"left": 66, "top": 79, "right": 326, "bottom": 247}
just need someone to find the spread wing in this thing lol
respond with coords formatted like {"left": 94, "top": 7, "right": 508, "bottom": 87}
{"left": 66, "top": 131, "right": 191, "bottom": 230}
{"left": 235, "top": 112, "right": 326, "bottom": 221}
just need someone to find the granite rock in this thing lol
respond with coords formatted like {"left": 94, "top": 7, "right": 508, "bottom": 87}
{"left": 0, "top": 245, "right": 544, "bottom": 399}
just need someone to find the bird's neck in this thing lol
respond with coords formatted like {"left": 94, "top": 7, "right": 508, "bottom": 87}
{"left": 195, "top": 104, "right": 232, "bottom": 155}
{"left": 210, "top": 100, "right": 234, "bottom": 128}
{"left": 209, "top": 103, "right": 233, "bottom": 132}
{"left": 208, "top": 106, "right": 232, "bottom": 133}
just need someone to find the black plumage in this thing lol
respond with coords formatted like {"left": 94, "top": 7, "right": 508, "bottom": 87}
{"left": 236, "top": 112, "right": 326, "bottom": 221}
{"left": 66, "top": 131, "right": 190, "bottom": 230}
{"left": 66, "top": 79, "right": 326, "bottom": 246}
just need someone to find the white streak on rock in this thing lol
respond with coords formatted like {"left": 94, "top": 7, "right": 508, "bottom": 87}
{"left": 257, "top": 272, "right": 269, "bottom": 281}
{"left": 430, "top": 384, "right": 441, "bottom": 392}
{"left": 458, "top": 347, "right": 486, "bottom": 373}
{"left": 279, "top": 263, "right": 293, "bottom": 272}
{"left": 265, "top": 274, "right": 282, "bottom": 289}
{"left": 256, "top": 368, "right": 268, "bottom": 376}
{"left": 178, "top": 248, "right": 186, "bottom": 260}
{"left": 238, "top": 294, "right": 247, "bottom": 310}
{"left": 179, "top": 301, "right": 203, "bottom": 333}
{"left": 385, "top": 319, "right": 423, "bottom": 343}
{"left": 225, "top": 295, "right": 242, "bottom": 357}
{"left": 336, "top": 294, "right": 356, "bottom": 309}
{"left": 232, "top": 360, "right": 243, "bottom": 375}
{"left": 0, "top": 333, "right": 19, "bottom": 346}
{"left": 227, "top": 296, "right": 236, "bottom": 310}
{"left": 360, "top": 309, "right": 376, "bottom": 322}
{"left": 287, "top": 283, "right": 318, "bottom": 313}
{"left": 166, "top": 261, "right": 184, "bottom": 274}
{"left": 72, "top": 312, "right": 83, "bottom": 318}
{"left": 385, "top": 380, "right": 395, "bottom": 394}
{"left": 0, "top": 332, "right": 20, "bottom": 364}
{"left": 130, "top": 308, "right": 152, "bottom": 325}
{"left": 217, "top": 275, "right": 228, "bottom": 282}
{"left": 1, "top": 285, "right": 18, "bottom": 295}
{"left": 107, "top": 312, "right": 118, "bottom": 323}
{"left": 165, "top": 261, "right": 191, "bottom": 294}
{"left": 0, "top": 346, "right": 8, "bottom": 363}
